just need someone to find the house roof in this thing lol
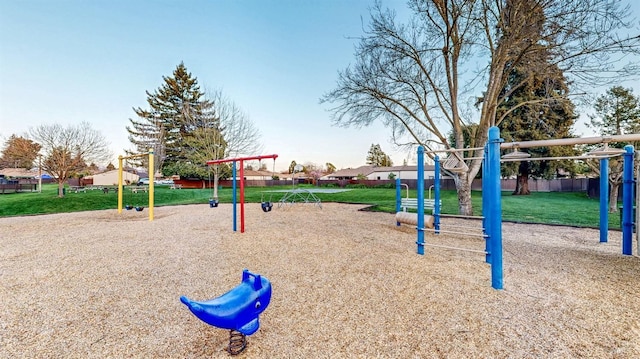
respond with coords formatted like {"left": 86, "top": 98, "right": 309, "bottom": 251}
{"left": 328, "top": 166, "right": 376, "bottom": 178}
{"left": 243, "top": 169, "right": 275, "bottom": 177}
{"left": 0, "top": 168, "right": 38, "bottom": 178}
{"left": 327, "top": 165, "right": 436, "bottom": 178}
{"left": 84, "top": 169, "right": 138, "bottom": 179}
{"left": 373, "top": 165, "right": 436, "bottom": 172}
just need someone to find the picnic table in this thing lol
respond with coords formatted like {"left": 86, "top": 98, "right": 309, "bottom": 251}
{"left": 69, "top": 186, "right": 86, "bottom": 193}
{"left": 130, "top": 186, "right": 148, "bottom": 193}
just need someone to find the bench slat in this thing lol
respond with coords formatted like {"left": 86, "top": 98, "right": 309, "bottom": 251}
{"left": 400, "top": 198, "right": 441, "bottom": 212}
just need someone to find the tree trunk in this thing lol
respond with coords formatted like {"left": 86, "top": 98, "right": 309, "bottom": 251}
{"left": 212, "top": 166, "right": 220, "bottom": 200}
{"left": 609, "top": 182, "right": 620, "bottom": 213}
{"left": 457, "top": 172, "right": 473, "bottom": 215}
{"left": 608, "top": 169, "right": 623, "bottom": 213}
{"left": 58, "top": 181, "right": 64, "bottom": 197}
{"left": 513, "top": 161, "right": 531, "bottom": 195}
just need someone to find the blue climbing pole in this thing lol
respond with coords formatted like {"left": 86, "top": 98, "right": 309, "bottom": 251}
{"left": 622, "top": 145, "right": 635, "bottom": 255}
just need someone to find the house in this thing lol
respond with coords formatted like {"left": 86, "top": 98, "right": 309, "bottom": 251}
{"left": 236, "top": 170, "right": 309, "bottom": 182}
{"left": 85, "top": 170, "right": 139, "bottom": 186}
{"left": 242, "top": 169, "right": 277, "bottom": 180}
{"left": 321, "top": 165, "right": 438, "bottom": 181}
{"left": 0, "top": 168, "right": 37, "bottom": 179}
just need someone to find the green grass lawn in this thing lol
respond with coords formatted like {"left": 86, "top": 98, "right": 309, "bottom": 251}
{"left": 0, "top": 183, "right": 622, "bottom": 229}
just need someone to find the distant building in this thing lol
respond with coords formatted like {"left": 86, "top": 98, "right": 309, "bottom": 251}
{"left": 242, "top": 169, "right": 277, "bottom": 180}
{"left": 0, "top": 168, "right": 38, "bottom": 178}
{"left": 85, "top": 170, "right": 139, "bottom": 186}
{"left": 321, "top": 165, "right": 438, "bottom": 180}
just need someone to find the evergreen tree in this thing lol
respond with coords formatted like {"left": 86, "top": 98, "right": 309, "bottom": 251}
{"left": 498, "top": 54, "right": 579, "bottom": 195}
{"left": 325, "top": 162, "right": 336, "bottom": 174}
{"left": 590, "top": 86, "right": 640, "bottom": 142}
{"left": 127, "top": 62, "right": 222, "bottom": 178}
{"left": 366, "top": 144, "right": 393, "bottom": 166}
{"left": 588, "top": 86, "right": 640, "bottom": 212}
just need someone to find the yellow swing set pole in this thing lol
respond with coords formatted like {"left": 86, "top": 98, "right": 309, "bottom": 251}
{"left": 148, "top": 148, "right": 154, "bottom": 221}
{"left": 117, "top": 150, "right": 154, "bottom": 221}
{"left": 117, "top": 156, "right": 123, "bottom": 213}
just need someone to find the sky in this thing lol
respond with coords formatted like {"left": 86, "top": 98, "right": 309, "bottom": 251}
{"left": 0, "top": 0, "right": 413, "bottom": 171}
{"left": 1, "top": 1, "right": 638, "bottom": 172}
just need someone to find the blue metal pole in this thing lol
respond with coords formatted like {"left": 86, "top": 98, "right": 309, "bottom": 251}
{"left": 395, "top": 178, "right": 401, "bottom": 226}
{"left": 622, "top": 145, "right": 635, "bottom": 255}
{"left": 599, "top": 158, "right": 609, "bottom": 243}
{"left": 232, "top": 161, "right": 237, "bottom": 232}
{"left": 417, "top": 146, "right": 425, "bottom": 255}
{"left": 488, "top": 126, "right": 503, "bottom": 290}
{"left": 434, "top": 155, "right": 441, "bottom": 233}
{"left": 482, "top": 145, "right": 491, "bottom": 263}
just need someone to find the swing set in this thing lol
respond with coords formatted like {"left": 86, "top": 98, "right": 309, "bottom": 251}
{"left": 206, "top": 154, "right": 278, "bottom": 233}
{"left": 117, "top": 149, "right": 154, "bottom": 221}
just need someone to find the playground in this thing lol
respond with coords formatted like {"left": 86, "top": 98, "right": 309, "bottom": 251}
{"left": 2, "top": 203, "right": 639, "bottom": 358}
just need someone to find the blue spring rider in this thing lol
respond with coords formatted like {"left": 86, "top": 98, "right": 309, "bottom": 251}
{"left": 180, "top": 269, "right": 272, "bottom": 355}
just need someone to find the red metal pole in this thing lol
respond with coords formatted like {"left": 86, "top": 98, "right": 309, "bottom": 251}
{"left": 204, "top": 154, "right": 278, "bottom": 234}
{"left": 239, "top": 160, "right": 245, "bottom": 233}
{"left": 207, "top": 154, "right": 278, "bottom": 166}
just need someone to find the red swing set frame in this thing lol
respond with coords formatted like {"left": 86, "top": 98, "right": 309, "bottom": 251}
{"left": 207, "top": 154, "right": 278, "bottom": 233}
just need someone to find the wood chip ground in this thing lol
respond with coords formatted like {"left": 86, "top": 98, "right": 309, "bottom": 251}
{"left": 1, "top": 203, "right": 639, "bottom": 358}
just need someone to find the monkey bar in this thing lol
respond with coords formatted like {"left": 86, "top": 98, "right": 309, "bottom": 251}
{"left": 207, "top": 154, "right": 278, "bottom": 233}
{"left": 500, "top": 134, "right": 640, "bottom": 149}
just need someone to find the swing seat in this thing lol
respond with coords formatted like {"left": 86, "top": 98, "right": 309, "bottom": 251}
{"left": 180, "top": 269, "right": 272, "bottom": 335}
{"left": 125, "top": 205, "right": 134, "bottom": 210}
{"left": 261, "top": 202, "right": 273, "bottom": 212}
{"left": 135, "top": 206, "right": 144, "bottom": 212}
{"left": 209, "top": 199, "right": 219, "bottom": 208}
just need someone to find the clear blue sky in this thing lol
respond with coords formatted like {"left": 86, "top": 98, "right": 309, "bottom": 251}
{"left": 1, "top": 1, "right": 637, "bottom": 171}
{"left": 0, "top": 0, "right": 411, "bottom": 171}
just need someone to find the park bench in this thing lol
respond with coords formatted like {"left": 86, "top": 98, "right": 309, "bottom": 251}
{"left": 69, "top": 186, "right": 86, "bottom": 193}
{"left": 170, "top": 183, "right": 182, "bottom": 189}
{"left": 130, "top": 186, "right": 148, "bottom": 193}
{"left": 400, "top": 197, "right": 441, "bottom": 214}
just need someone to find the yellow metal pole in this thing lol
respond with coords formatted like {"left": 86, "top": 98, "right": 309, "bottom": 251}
{"left": 117, "top": 156, "right": 123, "bottom": 214}
{"left": 149, "top": 148, "right": 154, "bottom": 221}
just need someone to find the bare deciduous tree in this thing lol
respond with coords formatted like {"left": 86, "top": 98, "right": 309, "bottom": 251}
{"left": 322, "top": 0, "right": 640, "bottom": 215}
{"left": 0, "top": 135, "right": 41, "bottom": 169}
{"left": 182, "top": 89, "right": 263, "bottom": 200}
{"left": 30, "top": 122, "right": 112, "bottom": 197}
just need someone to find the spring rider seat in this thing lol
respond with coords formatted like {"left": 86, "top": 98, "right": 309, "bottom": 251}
{"left": 180, "top": 269, "right": 272, "bottom": 355}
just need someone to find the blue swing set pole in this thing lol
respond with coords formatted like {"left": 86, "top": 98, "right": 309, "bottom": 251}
{"left": 622, "top": 145, "right": 635, "bottom": 255}
{"left": 482, "top": 144, "right": 490, "bottom": 263}
{"left": 417, "top": 146, "right": 425, "bottom": 255}
{"left": 487, "top": 126, "right": 503, "bottom": 290}
{"left": 599, "top": 158, "right": 609, "bottom": 243}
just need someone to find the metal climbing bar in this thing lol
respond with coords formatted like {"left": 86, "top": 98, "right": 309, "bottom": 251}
{"left": 416, "top": 242, "right": 488, "bottom": 255}
{"left": 500, "top": 133, "right": 640, "bottom": 149}
{"left": 420, "top": 228, "right": 488, "bottom": 238}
